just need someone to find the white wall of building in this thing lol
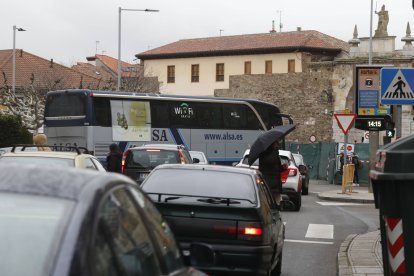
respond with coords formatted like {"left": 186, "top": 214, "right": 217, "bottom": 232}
{"left": 143, "top": 53, "right": 302, "bottom": 96}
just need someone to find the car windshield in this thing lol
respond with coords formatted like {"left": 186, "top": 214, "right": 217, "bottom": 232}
{"left": 242, "top": 155, "right": 258, "bottom": 166}
{"left": 190, "top": 152, "right": 206, "bottom": 162}
{"left": 0, "top": 193, "right": 74, "bottom": 276}
{"left": 293, "top": 154, "right": 303, "bottom": 166}
{"left": 127, "top": 149, "right": 180, "bottom": 169}
{"left": 142, "top": 168, "right": 257, "bottom": 204}
{"left": 0, "top": 156, "right": 74, "bottom": 167}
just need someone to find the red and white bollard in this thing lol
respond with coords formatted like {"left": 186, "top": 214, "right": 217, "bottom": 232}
{"left": 385, "top": 217, "right": 406, "bottom": 274}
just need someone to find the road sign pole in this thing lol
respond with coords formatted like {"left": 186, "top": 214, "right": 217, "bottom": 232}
{"left": 344, "top": 134, "right": 348, "bottom": 166}
{"left": 395, "top": 105, "right": 402, "bottom": 139}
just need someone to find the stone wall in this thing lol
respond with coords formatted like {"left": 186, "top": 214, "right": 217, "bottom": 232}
{"left": 215, "top": 61, "right": 335, "bottom": 143}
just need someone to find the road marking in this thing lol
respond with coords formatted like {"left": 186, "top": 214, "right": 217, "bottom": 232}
{"left": 316, "top": 201, "right": 363, "bottom": 206}
{"left": 305, "top": 224, "right": 334, "bottom": 239}
{"left": 285, "top": 239, "right": 334, "bottom": 245}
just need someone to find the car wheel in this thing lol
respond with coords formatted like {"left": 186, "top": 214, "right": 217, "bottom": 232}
{"left": 270, "top": 251, "right": 282, "bottom": 276}
{"left": 294, "top": 194, "right": 302, "bottom": 211}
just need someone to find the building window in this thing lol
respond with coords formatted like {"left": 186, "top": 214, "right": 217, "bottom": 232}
{"left": 216, "top": 63, "right": 224, "bottom": 82}
{"left": 244, "top": 61, "right": 251, "bottom": 75}
{"left": 167, "top": 66, "right": 175, "bottom": 83}
{"left": 191, "top": 64, "right": 199, "bottom": 82}
{"left": 288, "top": 59, "right": 295, "bottom": 73}
{"left": 265, "top": 60, "right": 272, "bottom": 74}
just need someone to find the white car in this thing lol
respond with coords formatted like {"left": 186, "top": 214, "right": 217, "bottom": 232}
{"left": 189, "top": 150, "right": 209, "bottom": 164}
{"left": 236, "top": 149, "right": 302, "bottom": 211}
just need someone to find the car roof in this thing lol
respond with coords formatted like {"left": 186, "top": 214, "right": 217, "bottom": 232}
{"left": 279, "top": 150, "right": 293, "bottom": 158}
{"left": 153, "top": 163, "right": 258, "bottom": 176}
{"left": 130, "top": 144, "right": 185, "bottom": 151}
{"left": 243, "top": 148, "right": 292, "bottom": 158}
{"left": 0, "top": 164, "right": 134, "bottom": 200}
{"left": 1, "top": 151, "right": 96, "bottom": 159}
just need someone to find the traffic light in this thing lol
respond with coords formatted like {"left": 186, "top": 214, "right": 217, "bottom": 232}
{"left": 386, "top": 129, "right": 395, "bottom": 138}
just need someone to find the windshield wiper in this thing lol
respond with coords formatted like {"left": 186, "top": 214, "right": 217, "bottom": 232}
{"left": 197, "top": 197, "right": 241, "bottom": 206}
{"left": 164, "top": 196, "right": 181, "bottom": 202}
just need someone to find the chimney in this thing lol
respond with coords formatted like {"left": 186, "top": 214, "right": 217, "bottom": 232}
{"left": 297, "top": 27, "right": 302, "bottom": 31}
{"left": 50, "top": 58, "right": 54, "bottom": 68}
{"left": 19, "top": 49, "right": 23, "bottom": 57}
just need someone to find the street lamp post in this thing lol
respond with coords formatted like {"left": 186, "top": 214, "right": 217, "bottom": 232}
{"left": 117, "top": 7, "right": 159, "bottom": 91}
{"left": 12, "top": 25, "right": 26, "bottom": 95}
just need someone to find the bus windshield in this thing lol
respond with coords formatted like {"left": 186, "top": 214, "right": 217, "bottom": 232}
{"left": 45, "top": 93, "right": 87, "bottom": 118}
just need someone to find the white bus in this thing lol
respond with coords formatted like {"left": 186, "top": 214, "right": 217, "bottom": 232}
{"left": 44, "top": 89, "right": 292, "bottom": 165}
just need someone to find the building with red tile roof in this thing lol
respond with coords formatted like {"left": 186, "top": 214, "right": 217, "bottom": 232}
{"left": 86, "top": 54, "right": 142, "bottom": 78}
{"left": 0, "top": 49, "right": 103, "bottom": 92}
{"left": 136, "top": 30, "right": 349, "bottom": 96}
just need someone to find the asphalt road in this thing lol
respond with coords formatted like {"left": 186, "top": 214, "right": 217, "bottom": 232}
{"left": 280, "top": 181, "right": 379, "bottom": 276}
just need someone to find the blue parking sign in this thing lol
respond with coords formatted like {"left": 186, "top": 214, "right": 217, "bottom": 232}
{"left": 380, "top": 68, "right": 414, "bottom": 105}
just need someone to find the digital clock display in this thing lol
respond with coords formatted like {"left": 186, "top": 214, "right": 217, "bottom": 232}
{"left": 367, "top": 120, "right": 382, "bottom": 128}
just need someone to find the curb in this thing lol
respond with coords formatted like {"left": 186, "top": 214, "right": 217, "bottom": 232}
{"left": 337, "top": 231, "right": 383, "bottom": 276}
{"left": 337, "top": 234, "right": 357, "bottom": 276}
{"left": 317, "top": 193, "right": 375, "bottom": 204}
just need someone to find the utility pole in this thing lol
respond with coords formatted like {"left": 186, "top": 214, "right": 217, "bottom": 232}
{"left": 368, "top": 0, "right": 376, "bottom": 193}
{"left": 277, "top": 10, "right": 283, "bottom": 32}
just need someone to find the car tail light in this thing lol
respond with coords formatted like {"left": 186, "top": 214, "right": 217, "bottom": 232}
{"left": 121, "top": 150, "right": 129, "bottom": 174}
{"left": 288, "top": 168, "right": 298, "bottom": 177}
{"left": 243, "top": 227, "right": 262, "bottom": 235}
{"left": 281, "top": 170, "right": 289, "bottom": 184}
{"left": 178, "top": 151, "right": 186, "bottom": 164}
{"left": 238, "top": 221, "right": 262, "bottom": 241}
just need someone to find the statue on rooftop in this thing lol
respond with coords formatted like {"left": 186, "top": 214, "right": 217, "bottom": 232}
{"left": 374, "top": 5, "right": 389, "bottom": 37}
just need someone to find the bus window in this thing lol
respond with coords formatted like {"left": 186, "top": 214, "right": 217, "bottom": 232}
{"left": 45, "top": 93, "right": 86, "bottom": 118}
{"left": 93, "top": 97, "right": 111, "bottom": 126}
{"left": 151, "top": 101, "right": 170, "bottom": 128}
{"left": 246, "top": 106, "right": 264, "bottom": 130}
{"left": 195, "top": 103, "right": 222, "bottom": 129}
{"left": 223, "top": 104, "right": 247, "bottom": 129}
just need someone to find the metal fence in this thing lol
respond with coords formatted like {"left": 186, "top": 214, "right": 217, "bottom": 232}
{"left": 286, "top": 142, "right": 370, "bottom": 185}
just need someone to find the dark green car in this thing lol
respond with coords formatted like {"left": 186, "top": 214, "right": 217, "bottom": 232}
{"left": 142, "top": 164, "right": 285, "bottom": 276}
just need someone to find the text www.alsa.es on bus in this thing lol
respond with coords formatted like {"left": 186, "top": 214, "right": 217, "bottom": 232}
{"left": 203, "top": 133, "right": 243, "bottom": 141}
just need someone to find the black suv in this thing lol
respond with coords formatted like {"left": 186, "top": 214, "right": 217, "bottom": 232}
{"left": 122, "top": 144, "right": 193, "bottom": 184}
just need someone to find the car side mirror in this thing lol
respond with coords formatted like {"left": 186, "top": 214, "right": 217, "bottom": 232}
{"left": 193, "top": 158, "right": 200, "bottom": 164}
{"left": 190, "top": 242, "right": 216, "bottom": 267}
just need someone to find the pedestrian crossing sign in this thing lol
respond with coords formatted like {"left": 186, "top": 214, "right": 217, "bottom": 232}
{"left": 380, "top": 68, "right": 414, "bottom": 105}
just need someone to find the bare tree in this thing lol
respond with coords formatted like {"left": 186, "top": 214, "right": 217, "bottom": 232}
{"left": 120, "top": 66, "right": 160, "bottom": 93}
{"left": 0, "top": 72, "right": 46, "bottom": 132}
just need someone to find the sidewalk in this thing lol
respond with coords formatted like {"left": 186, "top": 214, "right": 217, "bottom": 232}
{"left": 314, "top": 181, "right": 384, "bottom": 276}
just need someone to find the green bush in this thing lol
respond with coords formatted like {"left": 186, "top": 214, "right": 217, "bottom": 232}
{"left": 0, "top": 114, "right": 32, "bottom": 147}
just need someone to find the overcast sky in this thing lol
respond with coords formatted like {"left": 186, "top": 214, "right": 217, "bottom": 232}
{"left": 1, "top": 0, "right": 413, "bottom": 67}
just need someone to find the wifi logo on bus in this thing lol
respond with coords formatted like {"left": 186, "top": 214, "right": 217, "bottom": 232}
{"left": 174, "top": 103, "right": 194, "bottom": 119}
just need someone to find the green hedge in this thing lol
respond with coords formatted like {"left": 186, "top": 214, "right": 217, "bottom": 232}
{"left": 0, "top": 114, "right": 32, "bottom": 147}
